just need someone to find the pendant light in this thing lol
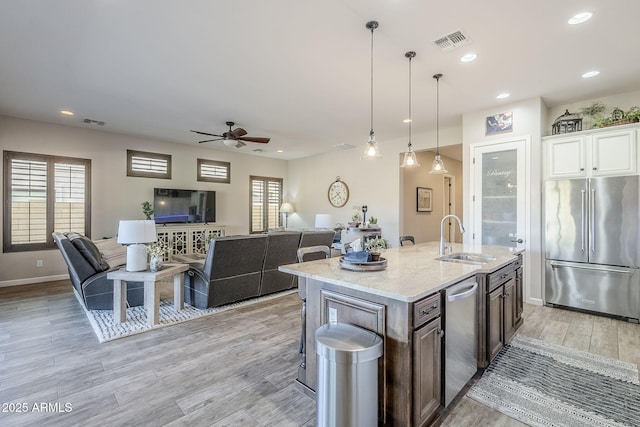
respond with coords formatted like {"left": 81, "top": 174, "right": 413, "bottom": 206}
{"left": 429, "top": 73, "right": 448, "bottom": 174}
{"left": 362, "top": 21, "right": 381, "bottom": 159}
{"left": 401, "top": 51, "right": 420, "bottom": 168}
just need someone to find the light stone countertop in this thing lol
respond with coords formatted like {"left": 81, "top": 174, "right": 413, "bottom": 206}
{"left": 279, "top": 241, "right": 523, "bottom": 303}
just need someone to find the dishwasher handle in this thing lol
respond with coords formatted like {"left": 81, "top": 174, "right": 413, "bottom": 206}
{"left": 447, "top": 282, "right": 478, "bottom": 302}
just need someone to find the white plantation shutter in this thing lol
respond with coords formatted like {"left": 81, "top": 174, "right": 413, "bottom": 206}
{"left": 197, "top": 159, "right": 230, "bottom": 183}
{"left": 9, "top": 158, "right": 47, "bottom": 245}
{"left": 127, "top": 150, "right": 171, "bottom": 179}
{"left": 4, "top": 151, "right": 91, "bottom": 252}
{"left": 54, "top": 163, "right": 86, "bottom": 233}
{"left": 250, "top": 176, "right": 283, "bottom": 233}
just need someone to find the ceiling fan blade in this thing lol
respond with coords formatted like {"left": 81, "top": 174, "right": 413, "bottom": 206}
{"left": 198, "top": 138, "right": 223, "bottom": 143}
{"left": 237, "top": 136, "right": 270, "bottom": 144}
{"left": 231, "top": 127, "right": 248, "bottom": 138}
{"left": 191, "top": 130, "right": 223, "bottom": 137}
{"left": 235, "top": 141, "right": 247, "bottom": 148}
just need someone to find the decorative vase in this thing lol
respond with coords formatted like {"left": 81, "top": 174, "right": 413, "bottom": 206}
{"left": 369, "top": 252, "right": 381, "bottom": 262}
{"left": 149, "top": 256, "right": 163, "bottom": 272}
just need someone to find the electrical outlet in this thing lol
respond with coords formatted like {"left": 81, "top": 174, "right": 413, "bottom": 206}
{"left": 36, "top": 260, "right": 43, "bottom": 267}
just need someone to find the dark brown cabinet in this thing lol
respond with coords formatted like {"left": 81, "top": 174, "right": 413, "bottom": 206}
{"left": 483, "top": 255, "right": 523, "bottom": 364}
{"left": 413, "top": 313, "right": 441, "bottom": 426}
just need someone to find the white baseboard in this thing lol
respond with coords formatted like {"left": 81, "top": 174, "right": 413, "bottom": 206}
{"left": 526, "top": 297, "right": 543, "bottom": 306}
{"left": 0, "top": 274, "right": 69, "bottom": 288}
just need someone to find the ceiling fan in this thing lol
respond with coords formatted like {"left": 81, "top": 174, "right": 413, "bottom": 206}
{"left": 190, "top": 121, "right": 270, "bottom": 148}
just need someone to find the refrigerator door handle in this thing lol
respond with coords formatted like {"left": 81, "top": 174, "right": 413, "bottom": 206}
{"left": 549, "top": 261, "right": 633, "bottom": 275}
{"left": 590, "top": 188, "right": 596, "bottom": 253}
{"left": 581, "top": 189, "right": 586, "bottom": 252}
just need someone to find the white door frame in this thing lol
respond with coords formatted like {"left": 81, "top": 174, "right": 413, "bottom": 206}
{"left": 469, "top": 135, "right": 535, "bottom": 304}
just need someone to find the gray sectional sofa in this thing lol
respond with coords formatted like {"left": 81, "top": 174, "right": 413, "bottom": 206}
{"left": 52, "top": 232, "right": 145, "bottom": 310}
{"left": 184, "top": 230, "right": 335, "bottom": 309}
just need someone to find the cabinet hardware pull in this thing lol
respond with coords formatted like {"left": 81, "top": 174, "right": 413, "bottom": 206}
{"left": 501, "top": 273, "right": 508, "bottom": 279}
{"left": 420, "top": 304, "right": 438, "bottom": 315}
{"left": 438, "top": 330, "right": 444, "bottom": 337}
{"left": 504, "top": 293, "right": 510, "bottom": 297}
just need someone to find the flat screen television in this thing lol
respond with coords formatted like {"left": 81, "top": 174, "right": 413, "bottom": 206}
{"left": 153, "top": 188, "right": 216, "bottom": 224}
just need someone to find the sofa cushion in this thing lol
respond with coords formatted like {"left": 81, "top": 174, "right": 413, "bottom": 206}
{"left": 66, "top": 233, "right": 110, "bottom": 272}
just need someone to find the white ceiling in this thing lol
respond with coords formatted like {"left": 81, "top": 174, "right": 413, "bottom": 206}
{"left": 1, "top": 1, "right": 639, "bottom": 160}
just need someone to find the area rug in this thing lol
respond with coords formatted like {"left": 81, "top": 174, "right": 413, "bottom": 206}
{"left": 467, "top": 334, "right": 640, "bottom": 427}
{"left": 79, "top": 289, "right": 297, "bottom": 343}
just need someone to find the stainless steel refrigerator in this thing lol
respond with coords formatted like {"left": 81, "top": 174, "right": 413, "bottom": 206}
{"left": 545, "top": 176, "right": 640, "bottom": 321}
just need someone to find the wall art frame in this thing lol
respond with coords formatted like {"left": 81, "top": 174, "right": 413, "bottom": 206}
{"left": 417, "top": 187, "right": 433, "bottom": 212}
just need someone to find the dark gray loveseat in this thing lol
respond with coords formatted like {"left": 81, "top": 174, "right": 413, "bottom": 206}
{"left": 184, "top": 230, "right": 334, "bottom": 309}
{"left": 52, "top": 232, "right": 144, "bottom": 310}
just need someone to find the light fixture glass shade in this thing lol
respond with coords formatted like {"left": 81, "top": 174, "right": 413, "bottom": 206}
{"left": 279, "top": 202, "right": 294, "bottom": 213}
{"left": 117, "top": 220, "right": 157, "bottom": 272}
{"left": 362, "top": 132, "right": 381, "bottom": 158}
{"left": 400, "top": 148, "right": 420, "bottom": 168}
{"left": 429, "top": 154, "right": 448, "bottom": 174}
{"left": 314, "top": 214, "right": 333, "bottom": 229}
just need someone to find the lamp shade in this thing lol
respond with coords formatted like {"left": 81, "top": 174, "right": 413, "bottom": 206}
{"left": 314, "top": 214, "right": 333, "bottom": 229}
{"left": 117, "top": 220, "right": 157, "bottom": 244}
{"left": 280, "top": 202, "right": 294, "bottom": 213}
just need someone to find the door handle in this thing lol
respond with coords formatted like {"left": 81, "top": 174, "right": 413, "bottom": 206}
{"left": 590, "top": 188, "right": 596, "bottom": 252}
{"left": 581, "top": 189, "right": 586, "bottom": 252}
{"left": 510, "top": 238, "right": 523, "bottom": 243}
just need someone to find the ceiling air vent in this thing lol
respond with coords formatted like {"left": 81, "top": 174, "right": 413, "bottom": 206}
{"left": 434, "top": 29, "right": 469, "bottom": 52}
{"left": 252, "top": 148, "right": 265, "bottom": 152}
{"left": 82, "top": 118, "right": 106, "bottom": 126}
{"left": 333, "top": 143, "right": 355, "bottom": 150}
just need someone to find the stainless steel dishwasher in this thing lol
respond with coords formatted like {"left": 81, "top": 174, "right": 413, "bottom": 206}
{"left": 443, "top": 280, "right": 478, "bottom": 407}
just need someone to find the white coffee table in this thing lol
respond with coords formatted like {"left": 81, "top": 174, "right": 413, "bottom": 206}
{"left": 107, "top": 263, "right": 189, "bottom": 326}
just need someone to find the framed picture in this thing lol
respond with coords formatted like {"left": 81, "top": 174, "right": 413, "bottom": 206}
{"left": 486, "top": 112, "right": 513, "bottom": 135}
{"left": 417, "top": 187, "right": 433, "bottom": 212}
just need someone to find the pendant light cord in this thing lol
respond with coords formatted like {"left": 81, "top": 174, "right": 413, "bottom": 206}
{"left": 370, "top": 25, "right": 374, "bottom": 136}
{"left": 408, "top": 55, "right": 412, "bottom": 146}
{"left": 434, "top": 74, "right": 442, "bottom": 155}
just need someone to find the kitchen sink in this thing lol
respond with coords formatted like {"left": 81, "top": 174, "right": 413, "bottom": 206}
{"left": 436, "top": 252, "right": 496, "bottom": 265}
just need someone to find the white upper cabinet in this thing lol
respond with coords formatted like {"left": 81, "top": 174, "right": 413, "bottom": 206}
{"left": 591, "top": 129, "right": 636, "bottom": 176}
{"left": 544, "top": 124, "right": 638, "bottom": 179}
{"left": 545, "top": 135, "right": 586, "bottom": 178}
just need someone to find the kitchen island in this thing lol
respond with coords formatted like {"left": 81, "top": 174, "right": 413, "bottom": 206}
{"left": 279, "top": 241, "right": 524, "bottom": 426}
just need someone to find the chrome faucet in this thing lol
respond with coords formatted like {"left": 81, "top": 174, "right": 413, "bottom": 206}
{"left": 439, "top": 214, "right": 465, "bottom": 255}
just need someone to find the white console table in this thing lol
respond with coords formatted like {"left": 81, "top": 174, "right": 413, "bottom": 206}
{"left": 155, "top": 224, "right": 225, "bottom": 261}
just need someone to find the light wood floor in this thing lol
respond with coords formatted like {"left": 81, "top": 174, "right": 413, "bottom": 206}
{"left": 1, "top": 281, "right": 638, "bottom": 426}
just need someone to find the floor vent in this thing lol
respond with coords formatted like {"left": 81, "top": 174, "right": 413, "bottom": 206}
{"left": 82, "top": 118, "right": 106, "bottom": 126}
{"left": 434, "top": 29, "right": 469, "bottom": 52}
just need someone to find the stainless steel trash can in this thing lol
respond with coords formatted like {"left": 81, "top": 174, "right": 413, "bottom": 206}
{"left": 315, "top": 322, "right": 383, "bottom": 427}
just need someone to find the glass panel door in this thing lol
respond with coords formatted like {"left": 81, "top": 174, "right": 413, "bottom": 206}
{"left": 472, "top": 140, "right": 525, "bottom": 249}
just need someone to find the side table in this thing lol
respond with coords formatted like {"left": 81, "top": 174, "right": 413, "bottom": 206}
{"left": 107, "top": 263, "right": 189, "bottom": 326}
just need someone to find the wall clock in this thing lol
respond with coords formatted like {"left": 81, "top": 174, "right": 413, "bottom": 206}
{"left": 328, "top": 177, "right": 349, "bottom": 208}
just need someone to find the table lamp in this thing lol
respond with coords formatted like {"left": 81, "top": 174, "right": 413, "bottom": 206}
{"left": 117, "top": 220, "right": 157, "bottom": 271}
{"left": 314, "top": 214, "right": 333, "bottom": 229}
{"left": 280, "top": 202, "right": 294, "bottom": 228}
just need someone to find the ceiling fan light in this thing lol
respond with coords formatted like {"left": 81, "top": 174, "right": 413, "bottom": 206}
{"left": 223, "top": 138, "right": 236, "bottom": 147}
{"left": 429, "top": 154, "right": 448, "bottom": 174}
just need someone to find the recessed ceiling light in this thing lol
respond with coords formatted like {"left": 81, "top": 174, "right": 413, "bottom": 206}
{"left": 403, "top": 118, "right": 412, "bottom": 123}
{"left": 276, "top": 150, "right": 284, "bottom": 153}
{"left": 496, "top": 93, "right": 510, "bottom": 99}
{"left": 568, "top": 12, "right": 592, "bottom": 25}
{"left": 460, "top": 53, "right": 477, "bottom": 63}
{"left": 60, "top": 110, "right": 74, "bottom": 116}
{"left": 582, "top": 70, "right": 600, "bottom": 78}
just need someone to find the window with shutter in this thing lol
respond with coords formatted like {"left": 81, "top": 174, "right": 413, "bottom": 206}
{"left": 197, "top": 158, "right": 230, "bottom": 183}
{"left": 3, "top": 151, "right": 91, "bottom": 252}
{"left": 249, "top": 176, "right": 283, "bottom": 233}
{"left": 127, "top": 149, "right": 171, "bottom": 179}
